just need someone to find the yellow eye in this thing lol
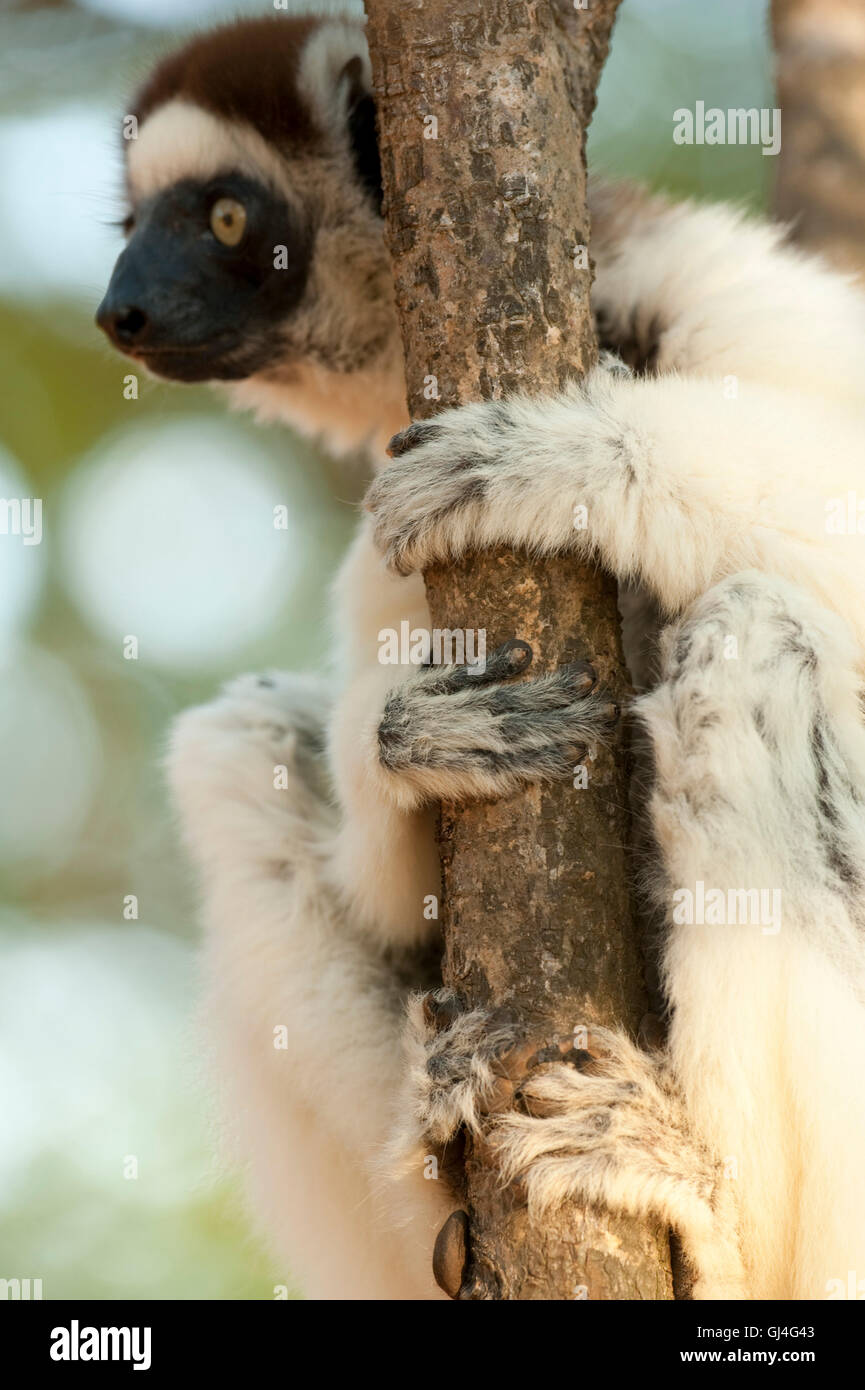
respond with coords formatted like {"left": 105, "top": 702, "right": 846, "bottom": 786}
{"left": 210, "top": 197, "right": 247, "bottom": 247}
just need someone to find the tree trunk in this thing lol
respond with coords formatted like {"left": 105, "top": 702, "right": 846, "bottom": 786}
{"left": 363, "top": 0, "right": 672, "bottom": 1300}
{"left": 772, "top": 0, "right": 865, "bottom": 276}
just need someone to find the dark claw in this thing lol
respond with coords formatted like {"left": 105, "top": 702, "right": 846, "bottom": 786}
{"left": 386, "top": 421, "right": 443, "bottom": 458}
{"left": 532, "top": 1043, "right": 566, "bottom": 1066}
{"left": 432, "top": 1209, "right": 470, "bottom": 1300}
{"left": 483, "top": 1075, "right": 517, "bottom": 1112}
{"left": 500, "top": 638, "right": 533, "bottom": 676}
{"left": 465, "top": 637, "right": 532, "bottom": 684}
{"left": 422, "top": 990, "right": 465, "bottom": 1033}
{"left": 517, "top": 1090, "right": 564, "bottom": 1120}
{"left": 488, "top": 1031, "right": 547, "bottom": 1084}
{"left": 564, "top": 660, "right": 597, "bottom": 696}
{"left": 432, "top": 639, "right": 533, "bottom": 693}
{"left": 571, "top": 1049, "right": 599, "bottom": 1070}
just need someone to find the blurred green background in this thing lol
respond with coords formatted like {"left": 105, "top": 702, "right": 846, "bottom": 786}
{"left": 0, "top": 0, "right": 775, "bottom": 1299}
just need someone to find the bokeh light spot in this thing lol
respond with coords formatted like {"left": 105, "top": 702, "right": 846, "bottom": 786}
{"left": 60, "top": 416, "right": 305, "bottom": 669}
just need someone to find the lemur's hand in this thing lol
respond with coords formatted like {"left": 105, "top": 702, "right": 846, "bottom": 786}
{"left": 377, "top": 639, "right": 619, "bottom": 806}
{"left": 365, "top": 402, "right": 519, "bottom": 576}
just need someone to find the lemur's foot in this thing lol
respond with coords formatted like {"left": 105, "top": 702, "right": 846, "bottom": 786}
{"left": 167, "top": 669, "right": 332, "bottom": 863}
{"left": 409, "top": 988, "right": 526, "bottom": 1145}
{"left": 365, "top": 400, "right": 529, "bottom": 575}
{"left": 493, "top": 1031, "right": 748, "bottom": 1298}
{"left": 491, "top": 1027, "right": 702, "bottom": 1215}
{"left": 407, "top": 988, "right": 615, "bottom": 1148}
{"left": 214, "top": 671, "right": 327, "bottom": 752}
{"left": 404, "top": 988, "right": 738, "bottom": 1294}
{"left": 378, "top": 639, "right": 619, "bottom": 804}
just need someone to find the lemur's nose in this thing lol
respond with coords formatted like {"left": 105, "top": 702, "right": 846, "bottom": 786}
{"left": 95, "top": 297, "right": 150, "bottom": 348}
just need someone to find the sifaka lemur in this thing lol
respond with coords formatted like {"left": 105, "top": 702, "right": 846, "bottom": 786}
{"left": 96, "top": 14, "right": 865, "bottom": 1300}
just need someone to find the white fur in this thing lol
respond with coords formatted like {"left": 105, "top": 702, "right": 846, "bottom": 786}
{"left": 226, "top": 355, "right": 408, "bottom": 461}
{"left": 129, "top": 100, "right": 299, "bottom": 205}
{"left": 642, "top": 576, "right": 865, "bottom": 1298}
{"left": 296, "top": 19, "right": 374, "bottom": 136}
{"left": 160, "top": 20, "right": 865, "bottom": 1302}
{"left": 167, "top": 673, "right": 449, "bottom": 1299}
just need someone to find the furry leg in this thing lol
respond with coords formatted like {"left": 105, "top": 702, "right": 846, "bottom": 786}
{"left": 395, "top": 573, "right": 865, "bottom": 1300}
{"left": 167, "top": 672, "right": 450, "bottom": 1299}
{"left": 641, "top": 572, "right": 865, "bottom": 1299}
{"left": 363, "top": 370, "right": 865, "bottom": 655}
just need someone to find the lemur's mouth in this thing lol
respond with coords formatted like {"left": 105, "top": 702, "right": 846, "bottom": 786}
{"left": 109, "top": 328, "right": 238, "bottom": 362}
{"left": 129, "top": 336, "right": 268, "bottom": 384}
{"left": 131, "top": 342, "right": 213, "bottom": 356}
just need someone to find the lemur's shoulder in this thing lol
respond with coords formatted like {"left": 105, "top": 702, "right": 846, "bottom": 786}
{"left": 587, "top": 174, "right": 670, "bottom": 248}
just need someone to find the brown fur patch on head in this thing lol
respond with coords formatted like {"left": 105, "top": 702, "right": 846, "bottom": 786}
{"left": 132, "top": 17, "right": 324, "bottom": 152}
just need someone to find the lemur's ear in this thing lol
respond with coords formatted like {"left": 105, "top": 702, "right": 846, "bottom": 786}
{"left": 338, "top": 53, "right": 382, "bottom": 211}
{"left": 338, "top": 54, "right": 367, "bottom": 117}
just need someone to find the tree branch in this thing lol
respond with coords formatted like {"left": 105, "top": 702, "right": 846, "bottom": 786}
{"left": 364, "top": 0, "right": 672, "bottom": 1300}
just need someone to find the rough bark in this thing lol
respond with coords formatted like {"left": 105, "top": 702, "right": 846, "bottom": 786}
{"left": 772, "top": 0, "right": 865, "bottom": 276}
{"left": 363, "top": 0, "right": 672, "bottom": 1299}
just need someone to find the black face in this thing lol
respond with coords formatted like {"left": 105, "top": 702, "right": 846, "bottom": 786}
{"left": 96, "top": 173, "right": 312, "bottom": 382}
